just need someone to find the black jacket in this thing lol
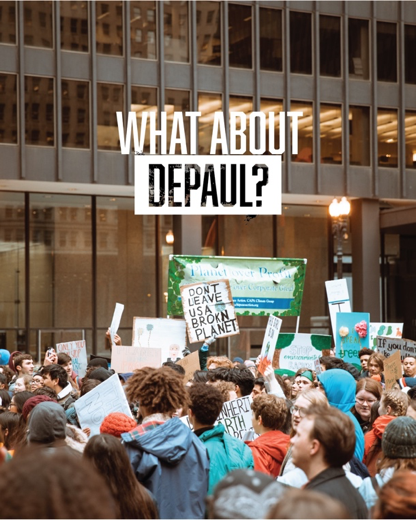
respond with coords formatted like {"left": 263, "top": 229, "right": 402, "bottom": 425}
{"left": 305, "top": 467, "right": 368, "bottom": 519}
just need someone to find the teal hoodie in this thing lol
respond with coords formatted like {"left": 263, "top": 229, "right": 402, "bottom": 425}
{"left": 318, "top": 369, "right": 365, "bottom": 461}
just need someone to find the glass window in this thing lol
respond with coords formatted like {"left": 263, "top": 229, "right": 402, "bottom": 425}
{"left": 97, "top": 82, "right": 124, "bottom": 150}
{"left": 229, "top": 95, "right": 253, "bottom": 155}
{"left": 24, "top": 1, "right": 53, "bottom": 48}
{"left": 197, "top": 1, "right": 221, "bottom": 66}
{"left": 198, "top": 92, "right": 222, "bottom": 154}
{"left": 0, "top": 74, "right": 17, "bottom": 144}
{"left": 320, "top": 15, "right": 341, "bottom": 77}
{"left": 377, "top": 22, "right": 397, "bottom": 82}
{"left": 404, "top": 111, "right": 416, "bottom": 169}
{"left": 260, "top": 98, "right": 284, "bottom": 155}
{"left": 62, "top": 80, "right": 89, "bottom": 148}
{"left": 260, "top": 8, "right": 282, "bottom": 72}
{"left": 164, "top": 1, "right": 189, "bottom": 63}
{"left": 377, "top": 109, "right": 398, "bottom": 167}
{"left": 349, "top": 106, "right": 370, "bottom": 166}
{"left": 229, "top": 3, "right": 252, "bottom": 69}
{"left": 96, "top": 1, "right": 123, "bottom": 56}
{"left": 130, "top": 1, "right": 157, "bottom": 59}
{"left": 131, "top": 85, "right": 158, "bottom": 153}
{"left": 320, "top": 104, "right": 342, "bottom": 164}
{"left": 60, "top": 1, "right": 89, "bottom": 52}
{"left": 30, "top": 194, "right": 92, "bottom": 329}
{"left": 291, "top": 101, "right": 313, "bottom": 163}
{"left": 349, "top": 18, "right": 369, "bottom": 80}
{"left": 0, "top": 1, "right": 16, "bottom": 44}
{"left": 405, "top": 25, "right": 416, "bottom": 85}
{"left": 25, "top": 76, "right": 54, "bottom": 146}
{"left": 165, "top": 89, "right": 190, "bottom": 154}
{"left": 290, "top": 11, "right": 312, "bottom": 74}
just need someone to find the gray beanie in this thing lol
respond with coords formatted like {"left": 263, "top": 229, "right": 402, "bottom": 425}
{"left": 27, "top": 401, "right": 67, "bottom": 443}
{"left": 382, "top": 416, "right": 416, "bottom": 459}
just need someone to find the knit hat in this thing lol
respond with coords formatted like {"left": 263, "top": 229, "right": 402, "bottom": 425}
{"left": 100, "top": 412, "right": 137, "bottom": 438}
{"left": 88, "top": 367, "right": 112, "bottom": 382}
{"left": 87, "top": 357, "right": 108, "bottom": 370}
{"left": 0, "top": 349, "right": 10, "bottom": 366}
{"left": 22, "top": 395, "right": 55, "bottom": 421}
{"left": 382, "top": 416, "right": 416, "bottom": 459}
{"left": 233, "top": 357, "right": 244, "bottom": 364}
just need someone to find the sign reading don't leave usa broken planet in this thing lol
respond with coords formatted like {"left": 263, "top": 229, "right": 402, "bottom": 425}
{"left": 180, "top": 279, "right": 239, "bottom": 343}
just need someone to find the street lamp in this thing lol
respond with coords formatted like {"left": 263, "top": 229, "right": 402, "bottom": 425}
{"left": 329, "top": 197, "right": 351, "bottom": 280}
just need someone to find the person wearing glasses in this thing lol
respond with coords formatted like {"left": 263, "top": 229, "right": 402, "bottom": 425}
{"left": 30, "top": 373, "right": 44, "bottom": 392}
{"left": 351, "top": 377, "right": 382, "bottom": 434}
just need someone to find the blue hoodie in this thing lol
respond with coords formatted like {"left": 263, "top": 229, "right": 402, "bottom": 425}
{"left": 122, "top": 417, "right": 209, "bottom": 519}
{"left": 318, "top": 369, "right": 365, "bottom": 461}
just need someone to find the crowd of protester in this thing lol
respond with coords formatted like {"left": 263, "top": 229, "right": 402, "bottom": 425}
{"left": 1, "top": 341, "right": 416, "bottom": 519}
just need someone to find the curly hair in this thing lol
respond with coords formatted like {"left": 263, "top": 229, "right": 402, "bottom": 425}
{"left": 212, "top": 380, "right": 236, "bottom": 402}
{"left": 126, "top": 367, "right": 188, "bottom": 414}
{"left": 188, "top": 383, "right": 224, "bottom": 425}
{"left": 207, "top": 356, "right": 233, "bottom": 370}
{"left": 381, "top": 389, "right": 408, "bottom": 417}
{"left": 251, "top": 394, "right": 288, "bottom": 430}
{"left": 33, "top": 386, "right": 58, "bottom": 400}
{"left": 372, "top": 471, "right": 416, "bottom": 519}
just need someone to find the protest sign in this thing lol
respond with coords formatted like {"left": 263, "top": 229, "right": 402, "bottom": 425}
{"left": 109, "top": 302, "right": 124, "bottom": 347}
{"left": 335, "top": 312, "right": 370, "bottom": 370}
{"left": 111, "top": 345, "right": 161, "bottom": 373}
{"left": 325, "top": 279, "right": 352, "bottom": 337}
{"left": 74, "top": 374, "right": 132, "bottom": 436}
{"left": 56, "top": 339, "right": 88, "bottom": 378}
{"left": 275, "top": 333, "right": 331, "bottom": 372}
{"left": 377, "top": 336, "right": 416, "bottom": 361}
{"left": 132, "top": 317, "right": 186, "bottom": 363}
{"left": 369, "top": 323, "right": 403, "bottom": 349}
{"left": 180, "top": 279, "right": 239, "bottom": 343}
{"left": 176, "top": 350, "right": 201, "bottom": 382}
{"left": 384, "top": 351, "right": 403, "bottom": 390}
{"left": 168, "top": 255, "right": 307, "bottom": 317}
{"left": 258, "top": 315, "right": 282, "bottom": 375}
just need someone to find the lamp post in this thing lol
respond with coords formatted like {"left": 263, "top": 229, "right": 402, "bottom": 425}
{"left": 329, "top": 197, "right": 351, "bottom": 280}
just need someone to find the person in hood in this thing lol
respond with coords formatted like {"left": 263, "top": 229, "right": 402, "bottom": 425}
{"left": 122, "top": 367, "right": 209, "bottom": 519}
{"left": 187, "top": 383, "right": 254, "bottom": 494}
{"left": 245, "top": 394, "right": 290, "bottom": 477}
{"left": 27, "top": 401, "right": 74, "bottom": 453}
{"left": 317, "top": 369, "right": 365, "bottom": 461}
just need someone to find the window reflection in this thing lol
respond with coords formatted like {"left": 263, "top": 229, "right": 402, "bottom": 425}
{"left": 229, "top": 95, "right": 253, "bottom": 155}
{"left": 131, "top": 85, "right": 158, "bottom": 153}
{"left": 292, "top": 102, "right": 313, "bottom": 163}
{"left": 0, "top": 1, "right": 16, "bottom": 44}
{"left": 260, "top": 8, "right": 282, "bottom": 72}
{"left": 97, "top": 82, "right": 123, "bottom": 150}
{"left": 349, "top": 18, "right": 369, "bottom": 80}
{"left": 0, "top": 74, "right": 17, "bottom": 144}
{"left": 197, "top": 1, "right": 221, "bottom": 66}
{"left": 62, "top": 80, "right": 90, "bottom": 148}
{"left": 377, "top": 22, "right": 397, "bottom": 82}
{"left": 349, "top": 106, "right": 370, "bottom": 166}
{"left": 25, "top": 76, "right": 54, "bottom": 146}
{"left": 60, "top": 1, "right": 88, "bottom": 52}
{"left": 405, "top": 25, "right": 416, "bottom": 85}
{"left": 198, "top": 92, "right": 222, "bottom": 154}
{"left": 290, "top": 11, "right": 312, "bottom": 74}
{"left": 130, "top": 1, "right": 157, "bottom": 59}
{"left": 320, "top": 15, "right": 340, "bottom": 77}
{"left": 377, "top": 109, "right": 398, "bottom": 167}
{"left": 260, "top": 98, "right": 284, "bottom": 155}
{"left": 24, "top": 1, "right": 53, "bottom": 48}
{"left": 320, "top": 104, "right": 342, "bottom": 164}
{"left": 229, "top": 4, "right": 252, "bottom": 69}
{"left": 404, "top": 111, "right": 416, "bottom": 169}
{"left": 164, "top": 1, "right": 189, "bottom": 63}
{"left": 96, "top": 1, "right": 123, "bottom": 56}
{"left": 165, "top": 89, "right": 190, "bottom": 154}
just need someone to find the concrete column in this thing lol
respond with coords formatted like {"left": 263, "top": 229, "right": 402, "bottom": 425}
{"left": 351, "top": 199, "right": 381, "bottom": 319}
{"left": 173, "top": 216, "right": 202, "bottom": 255}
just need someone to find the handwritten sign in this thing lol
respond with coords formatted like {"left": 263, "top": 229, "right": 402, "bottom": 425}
{"left": 384, "top": 351, "right": 403, "bottom": 390}
{"left": 74, "top": 374, "right": 133, "bottom": 436}
{"left": 377, "top": 336, "right": 416, "bottom": 361}
{"left": 132, "top": 317, "right": 186, "bottom": 363}
{"left": 56, "top": 340, "right": 88, "bottom": 378}
{"left": 258, "top": 316, "right": 282, "bottom": 374}
{"left": 369, "top": 323, "right": 403, "bottom": 349}
{"left": 325, "top": 279, "right": 351, "bottom": 337}
{"left": 180, "top": 279, "right": 239, "bottom": 343}
{"left": 176, "top": 350, "right": 201, "bottom": 382}
{"left": 111, "top": 345, "right": 161, "bottom": 373}
{"left": 276, "top": 333, "right": 332, "bottom": 372}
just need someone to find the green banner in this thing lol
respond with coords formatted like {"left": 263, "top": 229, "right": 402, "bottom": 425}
{"left": 168, "top": 255, "right": 307, "bottom": 317}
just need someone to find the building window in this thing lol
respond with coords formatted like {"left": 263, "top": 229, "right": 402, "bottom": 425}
{"left": 24, "top": 1, "right": 53, "bottom": 48}
{"left": 229, "top": 4, "right": 252, "bottom": 69}
{"left": 320, "top": 104, "right": 342, "bottom": 164}
{"left": 96, "top": 1, "right": 123, "bottom": 56}
{"left": 0, "top": 74, "right": 17, "bottom": 144}
{"left": 0, "top": 1, "right": 16, "bottom": 44}
{"left": 62, "top": 80, "right": 90, "bottom": 149}
{"left": 377, "top": 109, "right": 398, "bottom": 167}
{"left": 405, "top": 25, "right": 416, "bottom": 85}
{"left": 130, "top": 1, "right": 157, "bottom": 59}
{"left": 291, "top": 101, "right": 313, "bottom": 163}
{"left": 25, "top": 76, "right": 54, "bottom": 146}
{"left": 197, "top": 1, "right": 221, "bottom": 66}
{"left": 260, "top": 8, "right": 282, "bottom": 72}
{"left": 131, "top": 85, "right": 157, "bottom": 153}
{"left": 320, "top": 15, "right": 341, "bottom": 77}
{"left": 165, "top": 89, "right": 190, "bottom": 154}
{"left": 349, "top": 106, "right": 370, "bottom": 166}
{"left": 260, "top": 98, "right": 284, "bottom": 155}
{"left": 290, "top": 11, "right": 312, "bottom": 74}
{"left": 164, "top": 1, "right": 189, "bottom": 63}
{"left": 198, "top": 92, "right": 222, "bottom": 154}
{"left": 405, "top": 111, "right": 416, "bottom": 169}
{"left": 229, "top": 95, "right": 253, "bottom": 155}
{"left": 348, "top": 18, "right": 369, "bottom": 80}
{"left": 377, "top": 22, "right": 397, "bottom": 83}
{"left": 97, "top": 82, "right": 124, "bottom": 151}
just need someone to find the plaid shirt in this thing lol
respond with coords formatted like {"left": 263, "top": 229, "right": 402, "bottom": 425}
{"left": 126, "top": 413, "right": 171, "bottom": 440}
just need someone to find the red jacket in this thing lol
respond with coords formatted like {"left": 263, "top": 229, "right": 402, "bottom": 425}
{"left": 246, "top": 430, "right": 290, "bottom": 478}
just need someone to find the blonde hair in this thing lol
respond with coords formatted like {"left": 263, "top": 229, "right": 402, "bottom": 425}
{"left": 382, "top": 389, "right": 409, "bottom": 417}
{"left": 207, "top": 356, "right": 233, "bottom": 369}
{"left": 212, "top": 380, "right": 235, "bottom": 402}
{"left": 296, "top": 388, "right": 329, "bottom": 408}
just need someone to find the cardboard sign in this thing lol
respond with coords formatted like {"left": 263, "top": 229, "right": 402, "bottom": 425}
{"left": 377, "top": 336, "right": 416, "bottom": 361}
{"left": 74, "top": 374, "right": 133, "bottom": 436}
{"left": 56, "top": 339, "right": 88, "bottom": 378}
{"left": 276, "top": 333, "right": 332, "bottom": 372}
{"left": 369, "top": 323, "right": 403, "bottom": 349}
{"left": 384, "top": 351, "right": 403, "bottom": 390}
{"left": 176, "top": 350, "right": 201, "bottom": 382}
{"left": 111, "top": 345, "right": 161, "bottom": 373}
{"left": 109, "top": 302, "right": 124, "bottom": 347}
{"left": 335, "top": 312, "right": 370, "bottom": 371}
{"left": 258, "top": 316, "right": 282, "bottom": 374}
{"left": 132, "top": 317, "right": 186, "bottom": 363}
{"left": 325, "top": 279, "right": 352, "bottom": 337}
{"left": 180, "top": 279, "right": 239, "bottom": 343}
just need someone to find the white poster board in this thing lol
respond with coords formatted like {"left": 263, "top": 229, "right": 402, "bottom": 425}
{"left": 369, "top": 323, "right": 403, "bottom": 349}
{"left": 56, "top": 339, "right": 88, "bottom": 378}
{"left": 111, "top": 345, "right": 162, "bottom": 373}
{"left": 258, "top": 316, "right": 282, "bottom": 374}
{"left": 132, "top": 317, "right": 186, "bottom": 363}
{"left": 109, "top": 302, "right": 124, "bottom": 347}
{"left": 325, "top": 279, "right": 351, "bottom": 337}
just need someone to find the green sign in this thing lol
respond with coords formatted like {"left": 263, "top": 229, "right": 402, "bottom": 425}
{"left": 167, "top": 255, "right": 307, "bottom": 317}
